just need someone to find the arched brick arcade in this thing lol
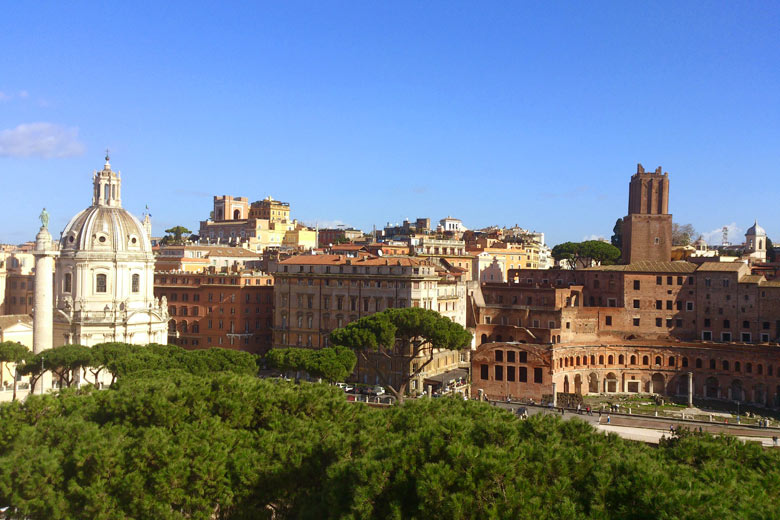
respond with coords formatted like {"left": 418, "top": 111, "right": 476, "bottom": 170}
{"left": 473, "top": 341, "right": 780, "bottom": 407}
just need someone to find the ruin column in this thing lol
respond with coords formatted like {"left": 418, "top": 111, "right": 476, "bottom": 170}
{"left": 552, "top": 382, "right": 557, "bottom": 407}
{"left": 32, "top": 215, "right": 57, "bottom": 394}
{"left": 687, "top": 372, "right": 693, "bottom": 407}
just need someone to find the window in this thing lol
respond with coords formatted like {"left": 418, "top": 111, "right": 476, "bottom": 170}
{"left": 507, "top": 351, "right": 516, "bottom": 363}
{"left": 655, "top": 318, "right": 662, "bottom": 327}
{"left": 534, "top": 367, "right": 542, "bottom": 383}
{"left": 686, "top": 301, "right": 694, "bottom": 311}
{"left": 633, "top": 280, "right": 640, "bottom": 290}
{"left": 666, "top": 300, "right": 672, "bottom": 310}
{"left": 710, "top": 359, "right": 716, "bottom": 369}
{"left": 742, "top": 320, "right": 750, "bottom": 329}
{"left": 668, "top": 357, "right": 675, "bottom": 366}
{"left": 633, "top": 318, "right": 640, "bottom": 326}
{"left": 702, "top": 331, "right": 712, "bottom": 341}
{"left": 64, "top": 273, "right": 72, "bottom": 293}
{"left": 633, "top": 299, "right": 640, "bottom": 309}
{"left": 705, "top": 278, "right": 711, "bottom": 288}
{"left": 96, "top": 274, "right": 107, "bottom": 293}
{"left": 518, "top": 351, "right": 527, "bottom": 363}
{"left": 721, "top": 332, "right": 732, "bottom": 342}
{"left": 677, "top": 276, "right": 683, "bottom": 285}
{"left": 656, "top": 276, "right": 662, "bottom": 285}
{"left": 655, "top": 300, "right": 662, "bottom": 310}
{"left": 741, "top": 332, "right": 751, "bottom": 342}
{"left": 507, "top": 366, "right": 516, "bottom": 382}
{"left": 131, "top": 274, "right": 140, "bottom": 293}
{"left": 723, "top": 319, "right": 730, "bottom": 329}
{"left": 495, "top": 365, "right": 503, "bottom": 381}
{"left": 704, "top": 318, "right": 711, "bottom": 327}
{"left": 667, "top": 276, "right": 673, "bottom": 285}
{"left": 495, "top": 350, "right": 503, "bottom": 362}
{"left": 517, "top": 366, "right": 527, "bottom": 382}
{"left": 655, "top": 356, "right": 662, "bottom": 366}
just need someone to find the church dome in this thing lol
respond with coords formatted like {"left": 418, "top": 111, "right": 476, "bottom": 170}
{"left": 60, "top": 206, "right": 151, "bottom": 253}
{"left": 746, "top": 220, "right": 766, "bottom": 237}
{"left": 59, "top": 154, "right": 152, "bottom": 254}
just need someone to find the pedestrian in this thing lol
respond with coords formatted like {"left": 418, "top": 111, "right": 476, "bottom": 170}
{"left": 577, "top": 403, "right": 581, "bottom": 414}
{"left": 773, "top": 436, "right": 778, "bottom": 447}
{"left": 669, "top": 424, "right": 674, "bottom": 434}
{"left": 698, "top": 426, "right": 703, "bottom": 434}
{"left": 607, "top": 415, "right": 611, "bottom": 424}
{"left": 599, "top": 409, "right": 602, "bottom": 419}
{"left": 561, "top": 407, "right": 565, "bottom": 416}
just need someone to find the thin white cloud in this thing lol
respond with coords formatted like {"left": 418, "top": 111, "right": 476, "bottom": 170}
{"left": 304, "top": 219, "right": 348, "bottom": 229}
{"left": 18, "top": 90, "right": 29, "bottom": 99}
{"left": 701, "top": 222, "right": 742, "bottom": 246}
{"left": 0, "top": 92, "right": 10, "bottom": 102}
{"left": 0, "top": 123, "right": 86, "bottom": 158}
{"left": 583, "top": 234, "right": 608, "bottom": 242}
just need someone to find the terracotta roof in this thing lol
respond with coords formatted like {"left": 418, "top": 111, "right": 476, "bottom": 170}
{"left": 587, "top": 261, "right": 698, "bottom": 273}
{"left": 0, "top": 314, "right": 32, "bottom": 330}
{"left": 695, "top": 262, "right": 747, "bottom": 272}
{"left": 739, "top": 274, "right": 765, "bottom": 284}
{"left": 279, "top": 254, "right": 426, "bottom": 267}
{"left": 330, "top": 244, "right": 367, "bottom": 251}
{"left": 760, "top": 280, "right": 780, "bottom": 288}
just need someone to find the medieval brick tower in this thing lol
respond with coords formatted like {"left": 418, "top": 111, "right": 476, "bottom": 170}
{"left": 621, "top": 164, "right": 672, "bottom": 264}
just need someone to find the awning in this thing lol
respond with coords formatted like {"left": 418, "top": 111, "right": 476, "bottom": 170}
{"left": 424, "top": 368, "right": 469, "bottom": 386}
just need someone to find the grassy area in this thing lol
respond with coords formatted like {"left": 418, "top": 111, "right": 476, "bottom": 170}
{"left": 580, "top": 393, "right": 779, "bottom": 427}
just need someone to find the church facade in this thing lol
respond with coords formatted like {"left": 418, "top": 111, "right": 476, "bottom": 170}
{"left": 51, "top": 155, "right": 168, "bottom": 347}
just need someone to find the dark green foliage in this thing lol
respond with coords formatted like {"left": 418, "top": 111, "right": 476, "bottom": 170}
{"left": 162, "top": 225, "right": 192, "bottom": 245}
{"left": 266, "top": 346, "right": 357, "bottom": 383}
{"left": 552, "top": 240, "right": 621, "bottom": 268}
{"left": 1, "top": 377, "right": 779, "bottom": 519}
{"left": 329, "top": 308, "right": 472, "bottom": 401}
{"left": 0, "top": 342, "right": 30, "bottom": 365}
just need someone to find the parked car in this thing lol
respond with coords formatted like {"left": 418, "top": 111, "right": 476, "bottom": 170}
{"left": 516, "top": 407, "right": 528, "bottom": 419}
{"left": 335, "top": 382, "right": 354, "bottom": 393}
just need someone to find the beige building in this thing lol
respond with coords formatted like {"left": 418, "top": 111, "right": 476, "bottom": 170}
{"left": 155, "top": 245, "right": 263, "bottom": 273}
{"left": 199, "top": 195, "right": 316, "bottom": 252}
{"left": 272, "top": 254, "right": 469, "bottom": 394}
{"left": 0, "top": 315, "right": 33, "bottom": 401}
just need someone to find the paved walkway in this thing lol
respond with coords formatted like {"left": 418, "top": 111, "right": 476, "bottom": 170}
{"left": 494, "top": 402, "right": 780, "bottom": 447}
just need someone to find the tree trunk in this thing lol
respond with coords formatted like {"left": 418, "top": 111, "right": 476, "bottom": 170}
{"left": 12, "top": 366, "right": 17, "bottom": 402}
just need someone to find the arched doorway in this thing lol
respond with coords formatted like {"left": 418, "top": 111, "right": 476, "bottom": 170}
{"left": 730, "top": 380, "right": 744, "bottom": 401}
{"left": 753, "top": 384, "right": 766, "bottom": 405}
{"left": 233, "top": 209, "right": 241, "bottom": 219}
{"left": 675, "top": 375, "right": 689, "bottom": 396}
{"left": 651, "top": 373, "right": 665, "bottom": 394}
{"left": 705, "top": 377, "right": 719, "bottom": 398}
{"left": 574, "top": 374, "right": 583, "bottom": 395}
{"left": 604, "top": 372, "right": 618, "bottom": 393}
{"left": 563, "top": 375, "right": 570, "bottom": 394}
{"left": 588, "top": 373, "right": 599, "bottom": 393}
{"left": 481, "top": 334, "right": 487, "bottom": 345}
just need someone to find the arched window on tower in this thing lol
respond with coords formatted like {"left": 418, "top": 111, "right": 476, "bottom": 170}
{"left": 131, "top": 274, "right": 140, "bottom": 293}
{"left": 96, "top": 274, "right": 107, "bottom": 293}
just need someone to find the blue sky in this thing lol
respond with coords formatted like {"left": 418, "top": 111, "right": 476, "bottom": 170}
{"left": 1, "top": 2, "right": 778, "bottom": 246}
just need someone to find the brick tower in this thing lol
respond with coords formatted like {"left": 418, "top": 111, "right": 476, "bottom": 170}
{"left": 621, "top": 164, "right": 672, "bottom": 264}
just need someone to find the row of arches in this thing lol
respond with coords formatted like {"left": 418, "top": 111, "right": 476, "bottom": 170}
{"left": 557, "top": 352, "right": 777, "bottom": 378}
{"left": 559, "top": 370, "right": 780, "bottom": 406}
